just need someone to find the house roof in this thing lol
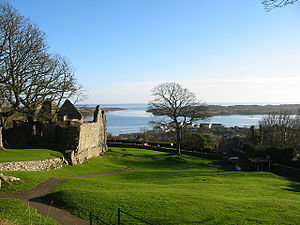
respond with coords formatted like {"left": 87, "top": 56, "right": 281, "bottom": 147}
{"left": 57, "top": 100, "right": 83, "bottom": 122}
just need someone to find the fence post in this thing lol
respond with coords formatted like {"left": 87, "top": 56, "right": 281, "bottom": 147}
{"left": 89, "top": 212, "right": 93, "bottom": 225}
{"left": 118, "top": 208, "right": 121, "bottom": 225}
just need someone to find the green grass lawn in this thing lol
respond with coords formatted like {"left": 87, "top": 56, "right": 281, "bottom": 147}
{"left": 0, "top": 152, "right": 125, "bottom": 193}
{"left": 0, "top": 148, "right": 126, "bottom": 225}
{"left": 48, "top": 148, "right": 300, "bottom": 225}
{"left": 0, "top": 148, "right": 64, "bottom": 163}
{"left": 0, "top": 199, "right": 58, "bottom": 225}
{"left": 1, "top": 147, "right": 299, "bottom": 224}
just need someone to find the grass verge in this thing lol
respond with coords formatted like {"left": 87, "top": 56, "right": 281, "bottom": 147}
{"left": 0, "top": 148, "right": 64, "bottom": 163}
{"left": 0, "top": 199, "right": 58, "bottom": 225}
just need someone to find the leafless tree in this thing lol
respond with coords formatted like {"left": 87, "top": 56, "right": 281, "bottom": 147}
{"left": 259, "top": 112, "right": 300, "bottom": 148}
{"left": 148, "top": 82, "right": 210, "bottom": 154}
{"left": 262, "top": 0, "right": 298, "bottom": 11}
{"left": 0, "top": 3, "right": 85, "bottom": 148}
{"left": 0, "top": 97, "right": 12, "bottom": 149}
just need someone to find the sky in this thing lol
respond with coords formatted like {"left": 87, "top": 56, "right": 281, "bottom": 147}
{"left": 7, "top": 0, "right": 300, "bottom": 104}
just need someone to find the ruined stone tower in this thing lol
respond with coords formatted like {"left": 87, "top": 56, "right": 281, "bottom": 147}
{"left": 3, "top": 99, "right": 108, "bottom": 165}
{"left": 56, "top": 100, "right": 108, "bottom": 165}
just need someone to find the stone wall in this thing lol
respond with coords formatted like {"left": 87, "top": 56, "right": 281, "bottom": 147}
{"left": 2, "top": 100, "right": 108, "bottom": 166}
{"left": 3, "top": 121, "right": 32, "bottom": 146}
{"left": 0, "top": 158, "right": 67, "bottom": 171}
{"left": 57, "top": 99, "right": 83, "bottom": 122}
{"left": 67, "top": 106, "right": 107, "bottom": 165}
{"left": 4, "top": 121, "right": 60, "bottom": 146}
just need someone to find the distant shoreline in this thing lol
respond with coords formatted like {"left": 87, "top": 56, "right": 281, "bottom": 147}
{"left": 208, "top": 104, "right": 300, "bottom": 116}
{"left": 77, "top": 107, "right": 135, "bottom": 118}
{"left": 77, "top": 104, "right": 300, "bottom": 119}
{"left": 103, "top": 108, "right": 134, "bottom": 113}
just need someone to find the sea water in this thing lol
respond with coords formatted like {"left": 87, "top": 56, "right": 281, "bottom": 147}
{"left": 98, "top": 104, "right": 266, "bottom": 136}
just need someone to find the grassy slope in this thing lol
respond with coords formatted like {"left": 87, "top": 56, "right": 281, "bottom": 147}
{"left": 0, "top": 148, "right": 63, "bottom": 163}
{"left": 1, "top": 147, "right": 299, "bottom": 224}
{"left": 47, "top": 148, "right": 300, "bottom": 225}
{"left": 0, "top": 149, "right": 126, "bottom": 224}
{"left": 0, "top": 199, "right": 58, "bottom": 225}
{"left": 0, "top": 152, "right": 126, "bottom": 193}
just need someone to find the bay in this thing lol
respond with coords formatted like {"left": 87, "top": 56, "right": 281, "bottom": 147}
{"left": 101, "top": 104, "right": 265, "bottom": 136}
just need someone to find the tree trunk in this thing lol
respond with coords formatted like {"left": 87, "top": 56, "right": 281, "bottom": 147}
{"left": 27, "top": 115, "right": 38, "bottom": 144}
{"left": 0, "top": 126, "right": 4, "bottom": 150}
{"left": 176, "top": 128, "right": 182, "bottom": 155}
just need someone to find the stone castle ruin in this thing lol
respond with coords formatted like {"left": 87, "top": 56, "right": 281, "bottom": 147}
{"left": 3, "top": 100, "right": 107, "bottom": 165}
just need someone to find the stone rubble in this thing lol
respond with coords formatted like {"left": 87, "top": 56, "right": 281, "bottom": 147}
{"left": 0, "top": 158, "right": 68, "bottom": 171}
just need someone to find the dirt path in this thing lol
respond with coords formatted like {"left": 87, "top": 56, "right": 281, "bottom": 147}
{"left": 0, "top": 168, "right": 134, "bottom": 225}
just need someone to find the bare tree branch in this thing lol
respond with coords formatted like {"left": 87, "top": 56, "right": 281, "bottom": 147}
{"left": 262, "top": 0, "right": 298, "bottom": 11}
{"left": 259, "top": 112, "right": 300, "bottom": 148}
{"left": 0, "top": 2, "right": 86, "bottom": 147}
{"left": 148, "top": 82, "right": 210, "bottom": 154}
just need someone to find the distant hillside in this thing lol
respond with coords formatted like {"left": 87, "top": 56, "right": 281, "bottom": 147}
{"left": 77, "top": 104, "right": 300, "bottom": 118}
{"left": 208, "top": 104, "right": 300, "bottom": 115}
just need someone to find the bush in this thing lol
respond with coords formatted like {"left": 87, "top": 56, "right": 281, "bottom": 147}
{"left": 148, "top": 141, "right": 176, "bottom": 148}
{"left": 289, "top": 159, "right": 300, "bottom": 169}
{"left": 243, "top": 143, "right": 266, "bottom": 157}
{"left": 107, "top": 139, "right": 143, "bottom": 144}
{"left": 182, "top": 132, "right": 212, "bottom": 152}
{"left": 267, "top": 146, "right": 297, "bottom": 165}
{"left": 243, "top": 143, "right": 258, "bottom": 152}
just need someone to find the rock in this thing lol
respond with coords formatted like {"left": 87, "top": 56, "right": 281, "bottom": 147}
{"left": 0, "top": 173, "right": 21, "bottom": 184}
{"left": 0, "top": 158, "right": 67, "bottom": 171}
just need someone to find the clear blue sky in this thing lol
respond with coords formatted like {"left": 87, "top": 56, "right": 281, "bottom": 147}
{"left": 8, "top": 0, "right": 300, "bottom": 104}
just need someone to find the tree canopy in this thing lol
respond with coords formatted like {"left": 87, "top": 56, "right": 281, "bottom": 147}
{"left": 0, "top": 3, "right": 84, "bottom": 118}
{"left": 259, "top": 112, "right": 300, "bottom": 148}
{"left": 148, "top": 82, "right": 210, "bottom": 154}
{"left": 0, "top": 3, "right": 85, "bottom": 149}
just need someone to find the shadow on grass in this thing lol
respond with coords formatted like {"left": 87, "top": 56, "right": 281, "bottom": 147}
{"left": 110, "top": 148, "right": 234, "bottom": 172}
{"left": 112, "top": 150, "right": 173, "bottom": 158}
{"left": 282, "top": 177, "right": 300, "bottom": 192}
{"left": 190, "top": 218, "right": 213, "bottom": 224}
{"left": 107, "top": 148, "right": 299, "bottom": 185}
{"left": 111, "top": 148, "right": 300, "bottom": 184}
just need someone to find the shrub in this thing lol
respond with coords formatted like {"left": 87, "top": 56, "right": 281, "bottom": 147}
{"left": 289, "top": 159, "right": 300, "bottom": 168}
{"left": 243, "top": 143, "right": 266, "bottom": 157}
{"left": 243, "top": 143, "right": 258, "bottom": 152}
{"left": 267, "top": 146, "right": 297, "bottom": 165}
{"left": 182, "top": 132, "right": 212, "bottom": 152}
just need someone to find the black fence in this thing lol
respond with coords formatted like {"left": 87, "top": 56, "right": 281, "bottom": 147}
{"left": 90, "top": 212, "right": 110, "bottom": 225}
{"left": 89, "top": 209, "right": 154, "bottom": 225}
{"left": 118, "top": 208, "right": 154, "bottom": 225}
